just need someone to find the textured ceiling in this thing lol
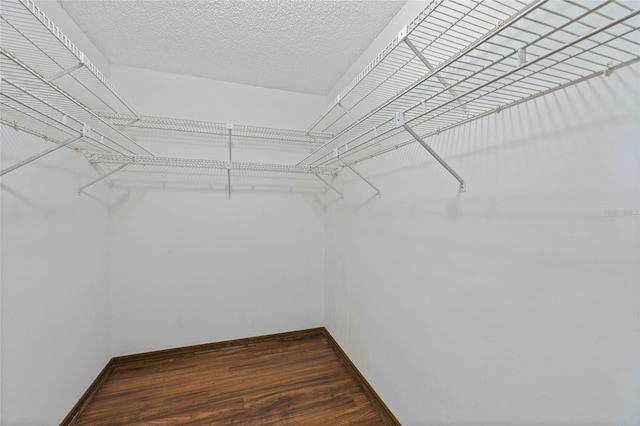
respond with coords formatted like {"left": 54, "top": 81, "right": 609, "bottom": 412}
{"left": 58, "top": 0, "right": 407, "bottom": 95}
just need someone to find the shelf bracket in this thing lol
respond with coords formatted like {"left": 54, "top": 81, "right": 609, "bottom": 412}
{"left": 517, "top": 48, "right": 527, "bottom": 66}
{"left": 315, "top": 174, "right": 343, "bottom": 199}
{"left": 401, "top": 29, "right": 466, "bottom": 113}
{"left": 0, "top": 135, "right": 82, "bottom": 177}
{"left": 338, "top": 157, "right": 381, "bottom": 197}
{"left": 397, "top": 113, "right": 465, "bottom": 192}
{"left": 48, "top": 53, "right": 85, "bottom": 82}
{"left": 78, "top": 163, "right": 128, "bottom": 195}
{"left": 335, "top": 95, "right": 358, "bottom": 124}
{"left": 117, "top": 117, "right": 140, "bottom": 131}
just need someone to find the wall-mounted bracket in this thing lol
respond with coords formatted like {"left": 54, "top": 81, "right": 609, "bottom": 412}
{"left": 117, "top": 117, "right": 140, "bottom": 131}
{"left": 81, "top": 123, "right": 91, "bottom": 137}
{"left": 0, "top": 135, "right": 82, "bottom": 177}
{"left": 396, "top": 25, "right": 408, "bottom": 43}
{"left": 338, "top": 157, "right": 381, "bottom": 197}
{"left": 397, "top": 112, "right": 466, "bottom": 193}
{"left": 394, "top": 111, "right": 405, "bottom": 127}
{"left": 517, "top": 48, "right": 527, "bottom": 66}
{"left": 315, "top": 174, "right": 343, "bottom": 199}
{"left": 337, "top": 102, "right": 358, "bottom": 124}
{"left": 78, "top": 162, "right": 128, "bottom": 195}
{"left": 47, "top": 53, "right": 85, "bottom": 82}
{"left": 403, "top": 36, "right": 466, "bottom": 113}
{"left": 603, "top": 61, "right": 614, "bottom": 77}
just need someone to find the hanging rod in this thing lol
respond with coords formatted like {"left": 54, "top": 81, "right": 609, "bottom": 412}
{"left": 98, "top": 113, "right": 334, "bottom": 146}
{"left": 87, "top": 154, "right": 340, "bottom": 176}
{"left": 348, "top": 56, "right": 640, "bottom": 167}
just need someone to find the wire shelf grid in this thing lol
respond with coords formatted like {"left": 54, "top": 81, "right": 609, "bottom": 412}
{"left": 98, "top": 113, "right": 334, "bottom": 147}
{"left": 301, "top": 0, "right": 640, "bottom": 168}
{"left": 2, "top": 0, "right": 639, "bottom": 193}
{"left": 0, "top": 0, "right": 138, "bottom": 116}
{"left": 87, "top": 154, "right": 340, "bottom": 176}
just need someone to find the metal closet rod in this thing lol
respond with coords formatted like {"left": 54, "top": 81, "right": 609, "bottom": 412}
{"left": 98, "top": 112, "right": 334, "bottom": 145}
{"left": 87, "top": 155, "right": 340, "bottom": 175}
{"left": 308, "top": 1, "right": 638, "bottom": 169}
{"left": 1, "top": 77, "right": 138, "bottom": 157}
{"left": 297, "top": 0, "right": 547, "bottom": 166}
{"left": 0, "top": 88, "right": 138, "bottom": 177}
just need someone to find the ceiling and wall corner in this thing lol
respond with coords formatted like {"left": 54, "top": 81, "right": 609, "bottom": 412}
{"left": 57, "top": 0, "right": 407, "bottom": 95}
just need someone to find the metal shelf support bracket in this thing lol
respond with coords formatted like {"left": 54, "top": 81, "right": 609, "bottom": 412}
{"left": 78, "top": 163, "right": 129, "bottom": 195}
{"left": 338, "top": 157, "right": 381, "bottom": 197}
{"left": 397, "top": 112, "right": 466, "bottom": 193}
{"left": 403, "top": 34, "right": 466, "bottom": 113}
{"left": 337, "top": 102, "right": 358, "bottom": 124}
{"left": 517, "top": 48, "right": 527, "bottom": 66}
{"left": 315, "top": 174, "right": 344, "bottom": 199}
{"left": 0, "top": 135, "right": 82, "bottom": 177}
{"left": 117, "top": 117, "right": 140, "bottom": 131}
{"left": 47, "top": 52, "right": 85, "bottom": 82}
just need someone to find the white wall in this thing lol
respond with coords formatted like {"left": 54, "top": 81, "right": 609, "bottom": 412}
{"left": 0, "top": 2, "right": 113, "bottom": 424}
{"left": 108, "top": 67, "right": 327, "bottom": 355}
{"left": 324, "top": 64, "right": 640, "bottom": 424}
{"left": 0, "top": 127, "right": 112, "bottom": 425}
{"left": 112, "top": 65, "right": 326, "bottom": 129}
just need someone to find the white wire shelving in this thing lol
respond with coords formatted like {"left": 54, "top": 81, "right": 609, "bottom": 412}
{"left": 1, "top": 0, "right": 137, "bottom": 116}
{"left": 98, "top": 112, "right": 334, "bottom": 147}
{"left": 0, "top": 0, "right": 151, "bottom": 167}
{"left": 88, "top": 154, "right": 338, "bottom": 176}
{"left": 0, "top": 0, "right": 337, "bottom": 193}
{"left": 83, "top": 154, "right": 340, "bottom": 197}
{"left": 1, "top": 0, "right": 639, "bottom": 196}
{"left": 301, "top": 0, "right": 640, "bottom": 192}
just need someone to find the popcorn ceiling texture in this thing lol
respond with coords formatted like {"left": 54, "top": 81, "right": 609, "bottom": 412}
{"left": 58, "top": 0, "right": 407, "bottom": 95}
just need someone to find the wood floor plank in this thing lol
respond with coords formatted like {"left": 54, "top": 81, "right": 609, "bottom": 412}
{"left": 75, "top": 335, "right": 390, "bottom": 425}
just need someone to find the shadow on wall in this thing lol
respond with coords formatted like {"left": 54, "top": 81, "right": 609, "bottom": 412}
{"left": 341, "top": 66, "right": 639, "bottom": 186}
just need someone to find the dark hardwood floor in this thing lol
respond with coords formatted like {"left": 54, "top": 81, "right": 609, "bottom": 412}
{"left": 75, "top": 334, "right": 390, "bottom": 425}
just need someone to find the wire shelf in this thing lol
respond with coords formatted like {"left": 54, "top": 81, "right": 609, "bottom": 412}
{"left": 0, "top": 49, "right": 151, "bottom": 156}
{"left": 87, "top": 154, "right": 339, "bottom": 176}
{"left": 101, "top": 163, "right": 328, "bottom": 195}
{"left": 301, "top": 0, "right": 640, "bottom": 168}
{"left": 0, "top": 0, "right": 138, "bottom": 116}
{"left": 2, "top": 0, "right": 639, "bottom": 194}
{"left": 0, "top": 0, "right": 151, "bottom": 157}
{"left": 98, "top": 113, "right": 334, "bottom": 147}
{"left": 306, "top": 0, "right": 527, "bottom": 136}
